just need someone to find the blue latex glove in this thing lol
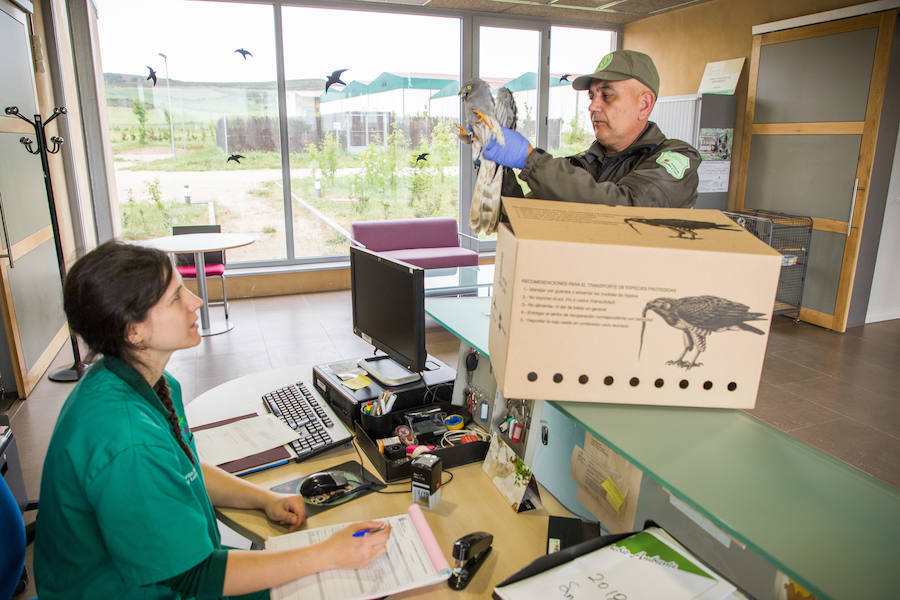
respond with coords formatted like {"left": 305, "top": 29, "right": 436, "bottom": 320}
{"left": 483, "top": 127, "right": 531, "bottom": 169}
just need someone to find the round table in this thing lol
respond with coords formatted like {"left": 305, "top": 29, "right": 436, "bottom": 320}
{"left": 136, "top": 232, "right": 255, "bottom": 335}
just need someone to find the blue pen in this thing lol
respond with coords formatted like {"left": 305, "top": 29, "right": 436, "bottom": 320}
{"left": 352, "top": 525, "right": 386, "bottom": 538}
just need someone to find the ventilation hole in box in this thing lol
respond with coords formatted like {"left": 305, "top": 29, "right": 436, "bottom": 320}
{"left": 629, "top": 377, "right": 640, "bottom": 387}
{"left": 679, "top": 379, "right": 689, "bottom": 389}
{"left": 654, "top": 378, "right": 664, "bottom": 388}
{"left": 603, "top": 376, "right": 614, "bottom": 386}
{"left": 527, "top": 371, "right": 537, "bottom": 382}
{"left": 703, "top": 381, "right": 713, "bottom": 390}
{"left": 727, "top": 382, "right": 738, "bottom": 391}
{"left": 553, "top": 373, "right": 563, "bottom": 383}
{"left": 578, "top": 374, "right": 589, "bottom": 384}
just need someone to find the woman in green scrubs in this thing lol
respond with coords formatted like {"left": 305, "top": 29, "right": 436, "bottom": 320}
{"left": 34, "top": 241, "right": 390, "bottom": 599}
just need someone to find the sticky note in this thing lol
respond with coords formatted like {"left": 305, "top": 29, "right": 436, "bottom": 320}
{"left": 342, "top": 374, "right": 372, "bottom": 391}
{"left": 601, "top": 476, "right": 625, "bottom": 513}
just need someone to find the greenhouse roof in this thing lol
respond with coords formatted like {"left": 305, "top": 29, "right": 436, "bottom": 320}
{"left": 320, "top": 72, "right": 456, "bottom": 102}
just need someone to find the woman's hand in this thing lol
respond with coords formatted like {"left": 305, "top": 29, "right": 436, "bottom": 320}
{"left": 321, "top": 521, "right": 391, "bottom": 570}
{"left": 263, "top": 493, "right": 307, "bottom": 532}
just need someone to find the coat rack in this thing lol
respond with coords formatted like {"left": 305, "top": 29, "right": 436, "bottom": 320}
{"left": 4, "top": 105, "right": 86, "bottom": 382}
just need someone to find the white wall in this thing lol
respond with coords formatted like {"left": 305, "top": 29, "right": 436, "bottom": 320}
{"left": 866, "top": 119, "right": 900, "bottom": 323}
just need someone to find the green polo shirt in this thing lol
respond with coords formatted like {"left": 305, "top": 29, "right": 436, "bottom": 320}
{"left": 34, "top": 356, "right": 222, "bottom": 599}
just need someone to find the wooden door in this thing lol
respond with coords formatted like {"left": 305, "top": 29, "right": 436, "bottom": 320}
{"left": 735, "top": 11, "right": 896, "bottom": 332}
{"left": 0, "top": 1, "right": 69, "bottom": 397}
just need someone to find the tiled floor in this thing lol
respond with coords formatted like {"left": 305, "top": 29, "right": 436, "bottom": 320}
{"left": 5, "top": 291, "right": 900, "bottom": 597}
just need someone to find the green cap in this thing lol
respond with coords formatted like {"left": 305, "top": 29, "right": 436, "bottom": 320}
{"left": 572, "top": 50, "right": 659, "bottom": 97}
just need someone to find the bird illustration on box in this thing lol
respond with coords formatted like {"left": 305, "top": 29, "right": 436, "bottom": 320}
{"left": 234, "top": 48, "right": 252, "bottom": 59}
{"left": 226, "top": 153, "right": 245, "bottom": 164}
{"left": 145, "top": 66, "right": 157, "bottom": 86}
{"left": 458, "top": 80, "right": 517, "bottom": 235}
{"left": 559, "top": 73, "right": 572, "bottom": 82}
{"left": 639, "top": 295, "right": 767, "bottom": 370}
{"left": 416, "top": 152, "right": 429, "bottom": 163}
{"left": 625, "top": 218, "right": 740, "bottom": 240}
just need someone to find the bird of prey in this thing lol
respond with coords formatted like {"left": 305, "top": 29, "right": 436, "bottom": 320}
{"left": 416, "top": 152, "right": 429, "bottom": 163}
{"left": 639, "top": 296, "right": 767, "bottom": 370}
{"left": 625, "top": 218, "right": 740, "bottom": 240}
{"left": 325, "top": 69, "right": 348, "bottom": 93}
{"left": 145, "top": 66, "right": 157, "bottom": 86}
{"left": 226, "top": 153, "right": 245, "bottom": 164}
{"left": 459, "top": 80, "right": 518, "bottom": 235}
{"left": 234, "top": 48, "right": 252, "bottom": 59}
{"left": 559, "top": 73, "right": 572, "bottom": 82}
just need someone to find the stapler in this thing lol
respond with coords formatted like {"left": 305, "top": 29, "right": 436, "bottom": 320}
{"left": 447, "top": 531, "right": 493, "bottom": 590}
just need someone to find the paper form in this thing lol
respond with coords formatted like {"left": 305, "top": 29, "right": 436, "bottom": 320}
{"left": 495, "top": 527, "right": 737, "bottom": 600}
{"left": 268, "top": 504, "right": 450, "bottom": 600}
{"left": 192, "top": 414, "right": 298, "bottom": 466}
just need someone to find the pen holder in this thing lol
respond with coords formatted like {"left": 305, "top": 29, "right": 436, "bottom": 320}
{"left": 360, "top": 409, "right": 394, "bottom": 439}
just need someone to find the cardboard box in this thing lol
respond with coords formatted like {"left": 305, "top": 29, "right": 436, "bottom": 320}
{"left": 489, "top": 197, "right": 782, "bottom": 409}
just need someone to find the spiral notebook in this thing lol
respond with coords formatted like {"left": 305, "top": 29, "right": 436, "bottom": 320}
{"left": 267, "top": 504, "right": 451, "bottom": 600}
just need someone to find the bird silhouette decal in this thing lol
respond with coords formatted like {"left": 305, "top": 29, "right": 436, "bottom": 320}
{"left": 625, "top": 218, "right": 740, "bottom": 240}
{"left": 639, "top": 296, "right": 767, "bottom": 370}
{"left": 325, "top": 69, "right": 348, "bottom": 93}
{"left": 416, "top": 152, "right": 429, "bottom": 163}
{"left": 145, "top": 66, "right": 157, "bottom": 86}
{"left": 226, "top": 153, "right": 245, "bottom": 164}
{"left": 559, "top": 73, "right": 572, "bottom": 82}
{"left": 234, "top": 48, "right": 253, "bottom": 59}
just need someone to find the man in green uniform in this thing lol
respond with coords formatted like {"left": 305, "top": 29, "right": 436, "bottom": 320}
{"left": 484, "top": 49, "right": 700, "bottom": 208}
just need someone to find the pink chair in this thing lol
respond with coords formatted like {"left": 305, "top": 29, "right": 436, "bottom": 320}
{"left": 350, "top": 218, "right": 478, "bottom": 269}
{"left": 172, "top": 225, "right": 229, "bottom": 320}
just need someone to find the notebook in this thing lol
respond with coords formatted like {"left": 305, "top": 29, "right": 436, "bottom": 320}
{"left": 267, "top": 504, "right": 451, "bottom": 600}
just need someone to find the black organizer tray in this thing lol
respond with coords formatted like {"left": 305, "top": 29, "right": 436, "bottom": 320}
{"left": 355, "top": 402, "right": 490, "bottom": 482}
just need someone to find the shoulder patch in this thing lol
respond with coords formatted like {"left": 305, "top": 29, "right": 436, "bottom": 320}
{"left": 656, "top": 151, "right": 690, "bottom": 180}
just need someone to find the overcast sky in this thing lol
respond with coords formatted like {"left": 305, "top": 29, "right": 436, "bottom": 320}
{"left": 94, "top": 0, "right": 613, "bottom": 84}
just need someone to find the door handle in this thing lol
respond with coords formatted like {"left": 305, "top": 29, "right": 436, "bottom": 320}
{"left": 847, "top": 177, "right": 859, "bottom": 237}
{"left": 0, "top": 192, "right": 13, "bottom": 268}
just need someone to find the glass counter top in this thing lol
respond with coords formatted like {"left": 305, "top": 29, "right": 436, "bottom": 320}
{"left": 424, "top": 295, "right": 900, "bottom": 599}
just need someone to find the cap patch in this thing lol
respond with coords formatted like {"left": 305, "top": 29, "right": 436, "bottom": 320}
{"left": 596, "top": 53, "right": 614, "bottom": 71}
{"left": 656, "top": 151, "right": 689, "bottom": 179}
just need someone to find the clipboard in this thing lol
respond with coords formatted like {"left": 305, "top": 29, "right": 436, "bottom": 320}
{"left": 190, "top": 413, "right": 291, "bottom": 475}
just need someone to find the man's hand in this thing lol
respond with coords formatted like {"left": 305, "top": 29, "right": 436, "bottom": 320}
{"left": 483, "top": 127, "right": 531, "bottom": 169}
{"left": 263, "top": 493, "right": 307, "bottom": 532}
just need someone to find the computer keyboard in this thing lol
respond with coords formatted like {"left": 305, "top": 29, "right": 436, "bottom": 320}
{"left": 262, "top": 379, "right": 353, "bottom": 462}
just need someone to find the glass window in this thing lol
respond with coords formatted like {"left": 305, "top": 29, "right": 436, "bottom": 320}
{"left": 479, "top": 26, "right": 540, "bottom": 146}
{"left": 94, "top": 0, "right": 283, "bottom": 262}
{"left": 548, "top": 26, "right": 616, "bottom": 156}
{"left": 282, "top": 7, "right": 461, "bottom": 259}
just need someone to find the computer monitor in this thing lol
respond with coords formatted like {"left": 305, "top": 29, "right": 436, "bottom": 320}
{"left": 350, "top": 246, "right": 426, "bottom": 385}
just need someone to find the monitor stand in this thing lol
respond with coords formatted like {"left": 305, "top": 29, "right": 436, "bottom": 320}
{"left": 358, "top": 355, "right": 421, "bottom": 387}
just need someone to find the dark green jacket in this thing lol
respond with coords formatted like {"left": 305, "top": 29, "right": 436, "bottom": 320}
{"left": 520, "top": 122, "right": 700, "bottom": 208}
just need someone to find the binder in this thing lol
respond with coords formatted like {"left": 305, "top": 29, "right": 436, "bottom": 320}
{"left": 190, "top": 413, "right": 290, "bottom": 475}
{"left": 494, "top": 526, "right": 739, "bottom": 600}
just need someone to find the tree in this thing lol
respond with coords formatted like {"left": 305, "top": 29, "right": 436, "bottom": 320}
{"left": 132, "top": 99, "right": 148, "bottom": 144}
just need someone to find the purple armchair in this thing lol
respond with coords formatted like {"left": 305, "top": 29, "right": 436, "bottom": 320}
{"left": 350, "top": 217, "right": 479, "bottom": 269}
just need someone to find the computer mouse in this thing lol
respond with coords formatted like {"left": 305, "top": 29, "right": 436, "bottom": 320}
{"left": 299, "top": 471, "right": 349, "bottom": 499}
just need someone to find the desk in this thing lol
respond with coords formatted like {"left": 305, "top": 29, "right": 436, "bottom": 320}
{"left": 137, "top": 232, "right": 254, "bottom": 336}
{"left": 185, "top": 365, "right": 571, "bottom": 599}
{"left": 425, "top": 296, "right": 900, "bottom": 600}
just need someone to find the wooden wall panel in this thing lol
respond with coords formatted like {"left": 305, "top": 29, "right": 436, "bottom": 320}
{"left": 623, "top": 0, "right": 867, "bottom": 209}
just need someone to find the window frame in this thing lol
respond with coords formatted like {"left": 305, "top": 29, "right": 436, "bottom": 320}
{"left": 72, "top": 0, "right": 620, "bottom": 268}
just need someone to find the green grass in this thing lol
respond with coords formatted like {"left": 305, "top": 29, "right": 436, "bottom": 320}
{"left": 120, "top": 201, "right": 213, "bottom": 240}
